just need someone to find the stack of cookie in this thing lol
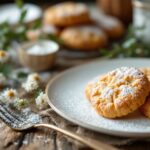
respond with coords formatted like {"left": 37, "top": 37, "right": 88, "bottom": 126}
{"left": 85, "top": 67, "right": 150, "bottom": 119}
{"left": 43, "top": 2, "right": 125, "bottom": 51}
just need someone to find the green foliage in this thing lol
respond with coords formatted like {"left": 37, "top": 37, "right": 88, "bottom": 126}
{"left": 19, "top": 8, "right": 27, "bottom": 24}
{"left": 16, "top": 0, "right": 24, "bottom": 8}
{"left": 31, "top": 19, "right": 42, "bottom": 30}
{"left": 0, "top": 64, "right": 12, "bottom": 77}
{"left": 34, "top": 88, "right": 43, "bottom": 99}
{"left": 0, "top": 0, "right": 27, "bottom": 50}
{"left": 100, "top": 26, "right": 150, "bottom": 58}
{"left": 48, "top": 34, "right": 64, "bottom": 45}
{"left": 17, "top": 71, "right": 28, "bottom": 78}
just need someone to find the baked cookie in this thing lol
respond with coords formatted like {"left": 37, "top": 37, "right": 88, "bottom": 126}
{"left": 43, "top": 2, "right": 91, "bottom": 27}
{"left": 94, "top": 15, "right": 125, "bottom": 39}
{"left": 60, "top": 26, "right": 108, "bottom": 51}
{"left": 85, "top": 67, "right": 150, "bottom": 118}
{"left": 139, "top": 67, "right": 150, "bottom": 118}
{"left": 140, "top": 67, "right": 150, "bottom": 81}
{"left": 140, "top": 95, "right": 150, "bottom": 118}
{"left": 85, "top": 76, "right": 100, "bottom": 100}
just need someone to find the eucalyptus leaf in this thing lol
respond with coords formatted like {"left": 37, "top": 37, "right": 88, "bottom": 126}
{"left": 19, "top": 8, "right": 27, "bottom": 24}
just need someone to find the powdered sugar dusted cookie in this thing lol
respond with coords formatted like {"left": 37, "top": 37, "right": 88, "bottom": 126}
{"left": 85, "top": 67, "right": 150, "bottom": 118}
{"left": 94, "top": 15, "right": 125, "bottom": 39}
{"left": 43, "top": 2, "right": 91, "bottom": 27}
{"left": 60, "top": 26, "right": 108, "bottom": 51}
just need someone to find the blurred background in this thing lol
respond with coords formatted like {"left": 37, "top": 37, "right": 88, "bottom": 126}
{"left": 0, "top": 0, "right": 91, "bottom": 4}
{"left": 0, "top": 0, "right": 133, "bottom": 24}
{"left": 1, "top": 0, "right": 150, "bottom": 71}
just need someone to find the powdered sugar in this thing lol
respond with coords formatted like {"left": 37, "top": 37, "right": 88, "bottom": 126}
{"left": 110, "top": 67, "right": 143, "bottom": 79}
{"left": 10, "top": 108, "right": 42, "bottom": 129}
{"left": 55, "top": 3, "right": 88, "bottom": 17}
{"left": 91, "top": 67, "right": 143, "bottom": 99}
{"left": 100, "top": 87, "right": 114, "bottom": 99}
{"left": 119, "top": 85, "right": 135, "bottom": 97}
{"left": 27, "top": 41, "right": 58, "bottom": 55}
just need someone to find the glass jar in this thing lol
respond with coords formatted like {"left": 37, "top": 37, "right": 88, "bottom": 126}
{"left": 133, "top": 0, "right": 150, "bottom": 43}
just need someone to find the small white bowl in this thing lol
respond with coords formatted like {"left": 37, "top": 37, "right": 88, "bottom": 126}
{"left": 18, "top": 40, "right": 59, "bottom": 71}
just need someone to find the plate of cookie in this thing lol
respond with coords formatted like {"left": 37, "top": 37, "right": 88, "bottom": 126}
{"left": 46, "top": 58, "right": 150, "bottom": 137}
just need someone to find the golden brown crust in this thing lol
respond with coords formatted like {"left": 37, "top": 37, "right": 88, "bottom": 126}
{"left": 140, "top": 95, "right": 150, "bottom": 118}
{"left": 85, "top": 82, "right": 95, "bottom": 101}
{"left": 139, "top": 67, "right": 150, "bottom": 118}
{"left": 94, "top": 15, "right": 125, "bottom": 39}
{"left": 43, "top": 2, "right": 91, "bottom": 27}
{"left": 85, "top": 67, "right": 150, "bottom": 118}
{"left": 140, "top": 67, "right": 150, "bottom": 81}
{"left": 60, "top": 26, "right": 108, "bottom": 51}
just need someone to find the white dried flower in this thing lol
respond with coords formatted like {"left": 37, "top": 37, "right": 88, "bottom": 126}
{"left": 0, "top": 73, "right": 6, "bottom": 87}
{"left": 22, "top": 80, "right": 39, "bottom": 92}
{"left": 0, "top": 50, "right": 9, "bottom": 63}
{"left": 22, "top": 73, "right": 41, "bottom": 92}
{"left": 14, "top": 98, "right": 28, "bottom": 110}
{"left": 2, "top": 88, "right": 18, "bottom": 101}
{"left": 35, "top": 92, "right": 48, "bottom": 110}
{"left": 27, "top": 73, "right": 41, "bottom": 82}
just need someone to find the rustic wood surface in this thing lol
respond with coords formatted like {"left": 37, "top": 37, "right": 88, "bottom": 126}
{"left": 0, "top": 56, "right": 150, "bottom": 150}
{"left": 1, "top": 108, "right": 150, "bottom": 150}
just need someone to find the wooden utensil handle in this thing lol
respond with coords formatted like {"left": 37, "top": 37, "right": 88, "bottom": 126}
{"left": 34, "top": 123, "right": 118, "bottom": 150}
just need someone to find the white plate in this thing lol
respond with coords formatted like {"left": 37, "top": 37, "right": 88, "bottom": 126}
{"left": 46, "top": 58, "right": 150, "bottom": 138}
{"left": 0, "top": 4, "right": 42, "bottom": 25}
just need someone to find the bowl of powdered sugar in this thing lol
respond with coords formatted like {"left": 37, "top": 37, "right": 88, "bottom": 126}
{"left": 18, "top": 40, "right": 59, "bottom": 71}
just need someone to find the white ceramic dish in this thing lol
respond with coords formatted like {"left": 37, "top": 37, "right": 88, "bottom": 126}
{"left": 46, "top": 58, "right": 150, "bottom": 138}
{"left": 0, "top": 4, "right": 42, "bottom": 25}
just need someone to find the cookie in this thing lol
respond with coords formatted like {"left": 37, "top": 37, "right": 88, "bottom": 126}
{"left": 140, "top": 95, "right": 150, "bottom": 118}
{"left": 140, "top": 67, "right": 150, "bottom": 81}
{"left": 60, "top": 26, "right": 108, "bottom": 51}
{"left": 139, "top": 67, "right": 150, "bottom": 118}
{"left": 85, "top": 67, "right": 150, "bottom": 118}
{"left": 85, "top": 77, "right": 99, "bottom": 100}
{"left": 94, "top": 15, "right": 125, "bottom": 39}
{"left": 43, "top": 2, "right": 91, "bottom": 27}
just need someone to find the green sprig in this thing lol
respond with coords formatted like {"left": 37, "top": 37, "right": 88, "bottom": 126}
{"left": 0, "top": 0, "right": 27, "bottom": 50}
{"left": 100, "top": 25, "right": 150, "bottom": 58}
{"left": 0, "top": 64, "right": 13, "bottom": 77}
